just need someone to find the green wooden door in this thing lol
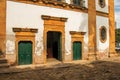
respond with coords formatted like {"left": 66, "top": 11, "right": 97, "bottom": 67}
{"left": 57, "top": 32, "right": 62, "bottom": 61}
{"left": 18, "top": 41, "right": 32, "bottom": 65}
{"left": 73, "top": 42, "right": 82, "bottom": 60}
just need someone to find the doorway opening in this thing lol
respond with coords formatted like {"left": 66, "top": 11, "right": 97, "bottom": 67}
{"left": 47, "top": 31, "right": 62, "bottom": 61}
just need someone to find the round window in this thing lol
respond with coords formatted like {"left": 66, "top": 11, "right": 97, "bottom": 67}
{"left": 99, "top": 0, "right": 106, "bottom": 8}
{"left": 100, "top": 26, "right": 107, "bottom": 43}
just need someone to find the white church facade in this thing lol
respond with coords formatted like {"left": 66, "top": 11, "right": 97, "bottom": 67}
{"left": 0, "top": 0, "right": 116, "bottom": 65}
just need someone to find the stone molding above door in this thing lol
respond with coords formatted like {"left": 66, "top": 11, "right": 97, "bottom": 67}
{"left": 70, "top": 31, "right": 86, "bottom": 60}
{"left": 13, "top": 28, "right": 38, "bottom": 65}
{"left": 42, "top": 15, "right": 67, "bottom": 63}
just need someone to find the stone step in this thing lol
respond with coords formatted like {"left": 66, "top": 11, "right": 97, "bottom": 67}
{"left": 0, "top": 58, "right": 8, "bottom": 64}
{"left": 0, "top": 58, "right": 10, "bottom": 68}
{"left": 0, "top": 63, "right": 10, "bottom": 68}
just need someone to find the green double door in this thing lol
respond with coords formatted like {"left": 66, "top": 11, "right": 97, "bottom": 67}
{"left": 18, "top": 41, "right": 32, "bottom": 65}
{"left": 73, "top": 42, "right": 82, "bottom": 60}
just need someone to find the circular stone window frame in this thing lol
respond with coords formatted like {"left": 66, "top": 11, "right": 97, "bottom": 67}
{"left": 98, "top": 0, "right": 106, "bottom": 8}
{"left": 100, "top": 26, "right": 107, "bottom": 43}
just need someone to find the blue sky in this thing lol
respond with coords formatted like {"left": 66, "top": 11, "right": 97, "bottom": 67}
{"left": 115, "top": 0, "right": 120, "bottom": 28}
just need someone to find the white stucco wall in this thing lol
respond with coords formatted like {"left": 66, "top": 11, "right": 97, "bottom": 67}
{"left": 96, "top": 0, "right": 108, "bottom": 13}
{"left": 96, "top": 16, "right": 109, "bottom": 53}
{"left": 84, "top": 0, "right": 88, "bottom": 8}
{"left": 65, "top": 0, "right": 71, "bottom": 4}
{"left": 6, "top": 1, "right": 88, "bottom": 56}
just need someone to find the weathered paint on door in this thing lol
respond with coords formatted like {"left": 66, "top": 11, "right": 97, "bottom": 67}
{"left": 73, "top": 42, "right": 82, "bottom": 60}
{"left": 18, "top": 41, "right": 32, "bottom": 65}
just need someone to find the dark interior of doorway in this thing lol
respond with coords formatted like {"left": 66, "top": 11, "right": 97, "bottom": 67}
{"left": 47, "top": 31, "right": 62, "bottom": 61}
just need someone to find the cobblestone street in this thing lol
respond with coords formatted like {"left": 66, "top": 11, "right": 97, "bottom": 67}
{"left": 0, "top": 57, "right": 120, "bottom": 80}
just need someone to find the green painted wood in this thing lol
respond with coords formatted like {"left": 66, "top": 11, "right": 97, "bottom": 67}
{"left": 58, "top": 32, "right": 62, "bottom": 61}
{"left": 73, "top": 42, "right": 82, "bottom": 60}
{"left": 18, "top": 41, "right": 32, "bottom": 65}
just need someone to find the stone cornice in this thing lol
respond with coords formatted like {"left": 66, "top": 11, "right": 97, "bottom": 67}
{"left": 41, "top": 15, "right": 68, "bottom": 22}
{"left": 13, "top": 28, "right": 38, "bottom": 33}
{"left": 9, "top": 0, "right": 88, "bottom": 13}
{"left": 70, "top": 31, "right": 86, "bottom": 35}
{"left": 9, "top": 0, "right": 108, "bottom": 17}
{"left": 96, "top": 11, "right": 108, "bottom": 17}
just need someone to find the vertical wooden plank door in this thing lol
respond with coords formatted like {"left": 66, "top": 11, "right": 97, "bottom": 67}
{"left": 18, "top": 41, "right": 32, "bottom": 65}
{"left": 73, "top": 42, "right": 82, "bottom": 60}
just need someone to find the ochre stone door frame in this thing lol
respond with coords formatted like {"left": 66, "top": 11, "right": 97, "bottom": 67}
{"left": 70, "top": 31, "right": 86, "bottom": 60}
{"left": 42, "top": 15, "right": 67, "bottom": 63}
{"left": 0, "top": 0, "right": 6, "bottom": 58}
{"left": 13, "top": 28, "right": 38, "bottom": 65}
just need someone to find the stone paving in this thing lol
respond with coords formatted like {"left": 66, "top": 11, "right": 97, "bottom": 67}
{"left": 0, "top": 57, "right": 120, "bottom": 80}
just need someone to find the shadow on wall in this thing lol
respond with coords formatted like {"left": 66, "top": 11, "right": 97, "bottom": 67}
{"left": 79, "top": 13, "right": 88, "bottom": 32}
{"left": 0, "top": 49, "right": 4, "bottom": 57}
{"left": 78, "top": 14, "right": 89, "bottom": 59}
{"left": 0, "top": 57, "right": 120, "bottom": 80}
